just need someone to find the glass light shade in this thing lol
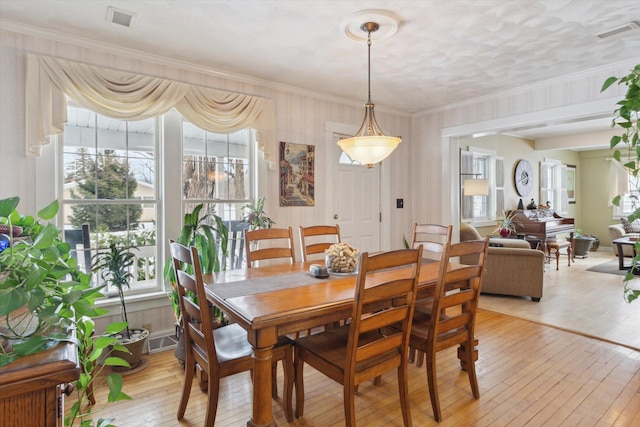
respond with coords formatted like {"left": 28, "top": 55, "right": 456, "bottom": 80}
{"left": 338, "top": 102, "right": 401, "bottom": 168}
{"left": 338, "top": 135, "right": 401, "bottom": 168}
{"left": 463, "top": 179, "right": 489, "bottom": 196}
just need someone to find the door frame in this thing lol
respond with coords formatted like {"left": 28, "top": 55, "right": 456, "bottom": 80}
{"left": 325, "top": 121, "right": 391, "bottom": 251}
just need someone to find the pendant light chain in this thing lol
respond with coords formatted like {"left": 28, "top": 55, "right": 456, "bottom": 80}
{"left": 367, "top": 29, "right": 372, "bottom": 104}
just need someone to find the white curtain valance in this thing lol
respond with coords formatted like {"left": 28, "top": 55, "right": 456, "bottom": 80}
{"left": 25, "top": 53, "right": 275, "bottom": 161}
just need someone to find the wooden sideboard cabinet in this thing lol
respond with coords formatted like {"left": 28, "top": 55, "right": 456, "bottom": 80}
{"left": 0, "top": 341, "right": 80, "bottom": 427}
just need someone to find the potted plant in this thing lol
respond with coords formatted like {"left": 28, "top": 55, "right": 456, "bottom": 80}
{"left": 242, "top": 196, "right": 275, "bottom": 230}
{"left": 163, "top": 203, "right": 228, "bottom": 365}
{"left": 493, "top": 211, "right": 520, "bottom": 238}
{"left": 602, "top": 64, "right": 640, "bottom": 302}
{"left": 91, "top": 242, "right": 149, "bottom": 370}
{"left": 568, "top": 229, "right": 596, "bottom": 258}
{"left": 0, "top": 196, "right": 131, "bottom": 426}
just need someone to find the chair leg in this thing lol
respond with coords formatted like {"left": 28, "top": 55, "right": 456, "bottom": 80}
{"left": 177, "top": 356, "right": 195, "bottom": 420}
{"left": 397, "top": 363, "right": 413, "bottom": 427}
{"left": 373, "top": 375, "right": 382, "bottom": 386}
{"left": 464, "top": 339, "right": 480, "bottom": 400}
{"left": 294, "top": 348, "right": 305, "bottom": 418}
{"left": 416, "top": 350, "right": 425, "bottom": 367}
{"left": 567, "top": 245, "right": 572, "bottom": 266}
{"left": 343, "top": 382, "right": 357, "bottom": 427}
{"left": 282, "top": 347, "right": 294, "bottom": 422}
{"left": 555, "top": 249, "right": 560, "bottom": 270}
{"left": 271, "top": 364, "right": 278, "bottom": 398}
{"left": 205, "top": 372, "right": 220, "bottom": 427}
{"left": 426, "top": 351, "right": 442, "bottom": 422}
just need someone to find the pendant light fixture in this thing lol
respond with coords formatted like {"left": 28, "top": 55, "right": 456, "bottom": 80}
{"left": 338, "top": 21, "right": 401, "bottom": 168}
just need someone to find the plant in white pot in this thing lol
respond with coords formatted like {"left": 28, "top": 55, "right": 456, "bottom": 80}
{"left": 91, "top": 242, "right": 149, "bottom": 370}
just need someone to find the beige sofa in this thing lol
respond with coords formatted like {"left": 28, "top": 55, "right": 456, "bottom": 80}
{"left": 608, "top": 224, "right": 639, "bottom": 257}
{"left": 460, "top": 223, "right": 545, "bottom": 302}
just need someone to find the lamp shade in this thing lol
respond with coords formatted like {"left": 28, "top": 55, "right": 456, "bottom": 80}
{"left": 338, "top": 135, "right": 401, "bottom": 167}
{"left": 338, "top": 102, "right": 401, "bottom": 168}
{"left": 463, "top": 178, "right": 489, "bottom": 196}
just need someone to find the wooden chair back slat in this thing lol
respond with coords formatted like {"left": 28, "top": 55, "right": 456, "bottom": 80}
{"left": 299, "top": 225, "right": 341, "bottom": 262}
{"left": 411, "top": 223, "right": 452, "bottom": 261}
{"left": 245, "top": 227, "right": 296, "bottom": 267}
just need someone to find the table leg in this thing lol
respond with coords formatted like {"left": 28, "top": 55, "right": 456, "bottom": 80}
{"left": 617, "top": 243, "right": 625, "bottom": 270}
{"left": 249, "top": 346, "right": 277, "bottom": 427}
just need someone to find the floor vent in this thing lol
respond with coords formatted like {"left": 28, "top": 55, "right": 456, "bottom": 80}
{"left": 147, "top": 334, "right": 178, "bottom": 354}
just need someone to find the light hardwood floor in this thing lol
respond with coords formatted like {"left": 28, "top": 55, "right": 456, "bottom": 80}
{"left": 478, "top": 247, "right": 640, "bottom": 350}
{"left": 91, "top": 248, "right": 640, "bottom": 426}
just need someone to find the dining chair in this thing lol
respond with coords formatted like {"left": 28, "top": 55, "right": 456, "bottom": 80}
{"left": 293, "top": 246, "right": 424, "bottom": 427}
{"left": 408, "top": 223, "right": 452, "bottom": 365}
{"left": 408, "top": 238, "right": 489, "bottom": 422}
{"left": 170, "top": 240, "right": 294, "bottom": 426}
{"left": 245, "top": 227, "right": 296, "bottom": 267}
{"left": 299, "top": 224, "right": 341, "bottom": 262}
{"left": 410, "top": 223, "right": 452, "bottom": 261}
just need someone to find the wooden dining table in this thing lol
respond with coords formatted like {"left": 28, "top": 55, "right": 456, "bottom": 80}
{"left": 203, "top": 259, "right": 455, "bottom": 427}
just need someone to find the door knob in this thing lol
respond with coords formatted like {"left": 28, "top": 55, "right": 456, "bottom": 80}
{"left": 333, "top": 214, "right": 338, "bottom": 220}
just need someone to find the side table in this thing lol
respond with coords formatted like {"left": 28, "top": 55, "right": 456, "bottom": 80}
{"left": 612, "top": 237, "right": 638, "bottom": 270}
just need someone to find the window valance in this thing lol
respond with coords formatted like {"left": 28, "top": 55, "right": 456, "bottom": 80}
{"left": 25, "top": 53, "right": 275, "bottom": 160}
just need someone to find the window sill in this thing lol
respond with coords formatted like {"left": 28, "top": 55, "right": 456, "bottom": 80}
{"left": 95, "top": 291, "right": 171, "bottom": 314}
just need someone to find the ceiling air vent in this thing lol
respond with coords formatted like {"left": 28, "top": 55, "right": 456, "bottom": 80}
{"left": 595, "top": 21, "right": 639, "bottom": 39}
{"left": 106, "top": 6, "right": 137, "bottom": 28}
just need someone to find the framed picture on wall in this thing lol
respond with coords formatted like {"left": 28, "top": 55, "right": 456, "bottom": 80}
{"left": 566, "top": 164, "right": 576, "bottom": 204}
{"left": 279, "top": 141, "right": 315, "bottom": 206}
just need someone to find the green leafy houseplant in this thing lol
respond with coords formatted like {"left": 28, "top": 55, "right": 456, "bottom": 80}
{"left": 0, "top": 197, "right": 102, "bottom": 364}
{"left": 602, "top": 64, "right": 640, "bottom": 302}
{"left": 242, "top": 196, "right": 275, "bottom": 230}
{"left": 164, "top": 204, "right": 229, "bottom": 326}
{"left": 91, "top": 243, "right": 138, "bottom": 340}
{"left": 0, "top": 196, "right": 131, "bottom": 426}
{"left": 67, "top": 317, "right": 132, "bottom": 427}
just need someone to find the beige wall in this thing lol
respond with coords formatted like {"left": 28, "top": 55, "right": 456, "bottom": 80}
{"left": 579, "top": 149, "right": 616, "bottom": 247}
{"left": 458, "top": 133, "right": 580, "bottom": 236}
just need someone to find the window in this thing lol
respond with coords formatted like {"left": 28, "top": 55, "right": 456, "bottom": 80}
{"left": 61, "top": 103, "right": 257, "bottom": 295}
{"left": 182, "top": 121, "right": 255, "bottom": 269}
{"left": 610, "top": 159, "right": 639, "bottom": 217}
{"left": 461, "top": 147, "right": 502, "bottom": 223}
{"left": 540, "top": 160, "right": 568, "bottom": 214}
{"left": 62, "top": 104, "right": 158, "bottom": 294}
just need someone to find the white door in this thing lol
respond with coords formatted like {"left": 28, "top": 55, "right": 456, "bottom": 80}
{"left": 326, "top": 125, "right": 381, "bottom": 253}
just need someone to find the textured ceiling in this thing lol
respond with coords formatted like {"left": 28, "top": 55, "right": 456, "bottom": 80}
{"left": 1, "top": 0, "right": 639, "bottom": 124}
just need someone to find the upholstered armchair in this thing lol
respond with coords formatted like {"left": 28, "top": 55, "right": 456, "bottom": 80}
{"left": 460, "top": 223, "right": 545, "bottom": 301}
